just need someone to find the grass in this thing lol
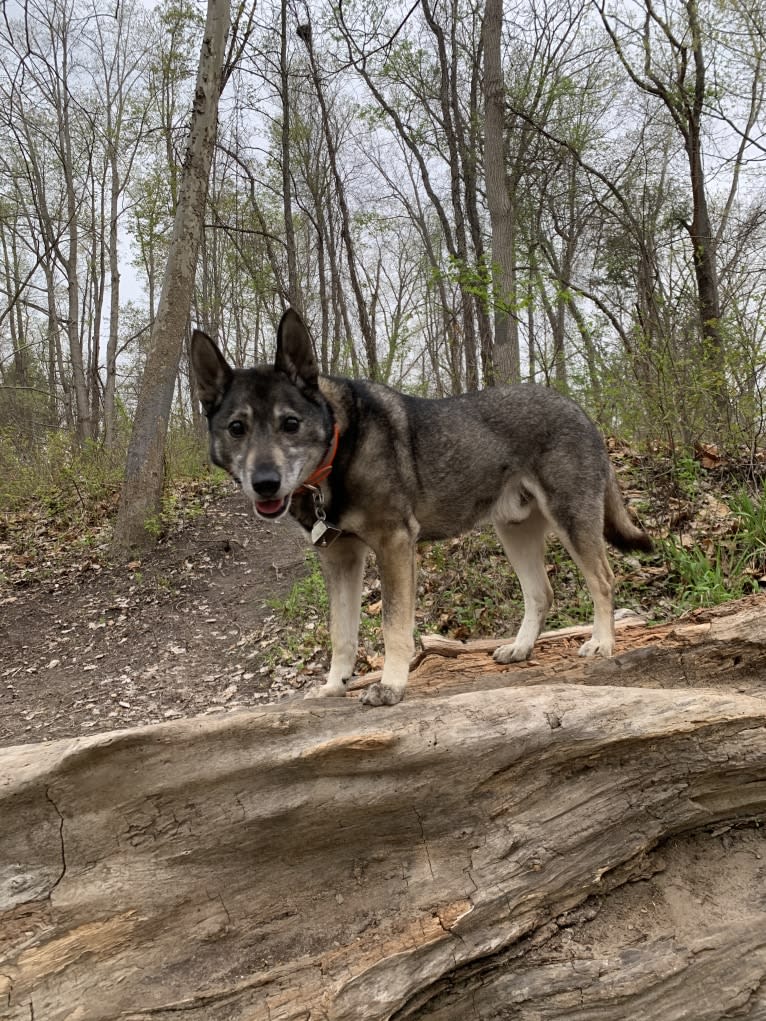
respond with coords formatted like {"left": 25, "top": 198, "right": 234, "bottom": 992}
{"left": 661, "top": 476, "right": 766, "bottom": 610}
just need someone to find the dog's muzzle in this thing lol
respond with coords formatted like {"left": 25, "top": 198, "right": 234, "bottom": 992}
{"left": 251, "top": 467, "right": 291, "bottom": 519}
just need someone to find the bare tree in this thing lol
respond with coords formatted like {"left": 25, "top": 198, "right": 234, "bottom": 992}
{"left": 336, "top": 0, "right": 483, "bottom": 388}
{"left": 482, "top": 0, "right": 520, "bottom": 382}
{"left": 298, "top": 17, "right": 380, "bottom": 378}
{"left": 594, "top": 0, "right": 765, "bottom": 418}
{"left": 112, "top": 0, "right": 233, "bottom": 551}
{"left": 280, "top": 0, "right": 303, "bottom": 312}
{"left": 84, "top": 0, "right": 150, "bottom": 448}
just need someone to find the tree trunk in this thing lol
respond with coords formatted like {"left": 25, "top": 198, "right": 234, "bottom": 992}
{"left": 596, "top": 0, "right": 729, "bottom": 423}
{"left": 60, "top": 98, "right": 90, "bottom": 443}
{"left": 420, "top": 0, "right": 479, "bottom": 389}
{"left": 482, "top": 0, "right": 520, "bottom": 384}
{"left": 684, "top": 0, "right": 723, "bottom": 356}
{"left": 112, "top": 0, "right": 231, "bottom": 552}
{"left": 102, "top": 146, "right": 121, "bottom": 450}
{"left": 280, "top": 0, "right": 302, "bottom": 313}
{"left": 3, "top": 597, "right": 766, "bottom": 1019}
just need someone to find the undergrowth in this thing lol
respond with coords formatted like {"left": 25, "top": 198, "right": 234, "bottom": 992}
{"left": 266, "top": 529, "right": 651, "bottom": 670}
{"left": 661, "top": 476, "right": 766, "bottom": 609}
{"left": 0, "top": 426, "right": 227, "bottom": 588}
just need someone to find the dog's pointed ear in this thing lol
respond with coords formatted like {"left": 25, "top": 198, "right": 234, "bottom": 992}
{"left": 275, "top": 310, "right": 318, "bottom": 390}
{"left": 191, "top": 329, "right": 233, "bottom": 415}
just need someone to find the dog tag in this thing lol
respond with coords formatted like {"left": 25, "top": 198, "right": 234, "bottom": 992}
{"left": 311, "top": 520, "right": 343, "bottom": 548}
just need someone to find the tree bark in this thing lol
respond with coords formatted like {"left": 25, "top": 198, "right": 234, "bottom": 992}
{"left": 112, "top": 0, "right": 231, "bottom": 552}
{"left": 482, "top": 0, "right": 520, "bottom": 384}
{"left": 280, "top": 0, "right": 302, "bottom": 313}
{"left": 3, "top": 598, "right": 766, "bottom": 1019}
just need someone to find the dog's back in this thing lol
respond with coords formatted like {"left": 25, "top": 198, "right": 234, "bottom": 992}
{"left": 319, "top": 378, "right": 645, "bottom": 550}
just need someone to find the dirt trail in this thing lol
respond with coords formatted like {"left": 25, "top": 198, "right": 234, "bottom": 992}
{"left": 1, "top": 492, "right": 310, "bottom": 747}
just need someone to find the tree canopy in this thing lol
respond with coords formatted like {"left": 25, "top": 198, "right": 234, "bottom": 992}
{"left": 1, "top": 0, "right": 765, "bottom": 479}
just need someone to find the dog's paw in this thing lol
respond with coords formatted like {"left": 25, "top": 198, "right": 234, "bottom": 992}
{"left": 359, "top": 683, "right": 404, "bottom": 707}
{"left": 304, "top": 680, "right": 348, "bottom": 699}
{"left": 493, "top": 642, "right": 531, "bottom": 664}
{"left": 578, "top": 637, "right": 614, "bottom": 658}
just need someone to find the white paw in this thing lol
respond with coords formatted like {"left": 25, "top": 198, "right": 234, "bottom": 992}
{"left": 304, "top": 680, "right": 348, "bottom": 699}
{"left": 493, "top": 641, "right": 532, "bottom": 664}
{"left": 578, "top": 637, "right": 614, "bottom": 658}
{"left": 359, "top": 682, "right": 404, "bottom": 707}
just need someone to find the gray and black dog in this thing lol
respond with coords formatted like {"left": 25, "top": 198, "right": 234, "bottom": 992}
{"left": 191, "top": 309, "right": 652, "bottom": 707}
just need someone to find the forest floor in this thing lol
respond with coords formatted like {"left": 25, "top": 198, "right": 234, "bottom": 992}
{"left": 0, "top": 446, "right": 763, "bottom": 747}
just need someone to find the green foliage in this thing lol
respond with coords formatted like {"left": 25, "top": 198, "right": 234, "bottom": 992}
{"left": 265, "top": 528, "right": 648, "bottom": 671}
{"left": 662, "top": 479, "right": 766, "bottom": 609}
{"left": 595, "top": 312, "right": 766, "bottom": 457}
{"left": 0, "top": 425, "right": 219, "bottom": 530}
{"left": 433, "top": 255, "right": 494, "bottom": 307}
{"left": 662, "top": 537, "right": 758, "bottom": 609}
{"left": 268, "top": 551, "right": 383, "bottom": 667}
{"left": 273, "top": 551, "right": 329, "bottom": 623}
{"left": 418, "top": 530, "right": 523, "bottom": 637}
{"left": 673, "top": 454, "right": 703, "bottom": 498}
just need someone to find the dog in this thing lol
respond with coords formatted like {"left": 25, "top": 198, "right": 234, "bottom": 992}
{"left": 191, "top": 309, "right": 652, "bottom": 707}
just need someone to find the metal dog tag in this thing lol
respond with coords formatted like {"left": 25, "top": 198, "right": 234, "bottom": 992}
{"left": 311, "top": 520, "right": 343, "bottom": 548}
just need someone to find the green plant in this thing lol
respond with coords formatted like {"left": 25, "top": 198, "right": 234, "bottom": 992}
{"left": 663, "top": 538, "right": 733, "bottom": 608}
{"left": 727, "top": 486, "right": 766, "bottom": 568}
{"left": 662, "top": 488, "right": 764, "bottom": 610}
{"left": 263, "top": 553, "right": 331, "bottom": 667}
{"left": 673, "top": 454, "right": 703, "bottom": 498}
{"left": 274, "top": 551, "right": 329, "bottom": 622}
{"left": 0, "top": 421, "right": 232, "bottom": 589}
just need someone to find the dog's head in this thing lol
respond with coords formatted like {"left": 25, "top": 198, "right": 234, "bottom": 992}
{"left": 191, "top": 310, "right": 333, "bottom": 520}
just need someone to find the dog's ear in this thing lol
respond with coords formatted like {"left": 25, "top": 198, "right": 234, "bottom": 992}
{"left": 191, "top": 330, "right": 233, "bottom": 415}
{"left": 275, "top": 310, "right": 318, "bottom": 390}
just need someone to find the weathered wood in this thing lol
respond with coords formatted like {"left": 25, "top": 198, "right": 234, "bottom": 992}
{"left": 351, "top": 613, "right": 647, "bottom": 689}
{"left": 2, "top": 596, "right": 766, "bottom": 1020}
{"left": 347, "top": 596, "right": 766, "bottom": 701}
{"left": 417, "top": 611, "right": 647, "bottom": 658}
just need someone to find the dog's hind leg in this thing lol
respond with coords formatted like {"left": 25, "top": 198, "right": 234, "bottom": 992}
{"left": 493, "top": 510, "right": 553, "bottom": 663}
{"left": 307, "top": 535, "right": 368, "bottom": 698}
{"left": 360, "top": 529, "right": 417, "bottom": 707}
{"left": 560, "top": 533, "right": 616, "bottom": 658}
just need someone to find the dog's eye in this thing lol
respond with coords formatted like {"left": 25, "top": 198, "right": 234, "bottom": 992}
{"left": 228, "top": 420, "right": 246, "bottom": 437}
{"left": 282, "top": 416, "right": 300, "bottom": 434}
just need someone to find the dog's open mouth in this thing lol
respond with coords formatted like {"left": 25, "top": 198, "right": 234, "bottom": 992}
{"left": 254, "top": 498, "right": 290, "bottom": 519}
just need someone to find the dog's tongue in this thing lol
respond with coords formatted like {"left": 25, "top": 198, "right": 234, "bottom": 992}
{"left": 255, "top": 498, "right": 286, "bottom": 516}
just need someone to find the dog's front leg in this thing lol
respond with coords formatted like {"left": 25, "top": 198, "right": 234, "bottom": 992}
{"left": 305, "top": 535, "right": 368, "bottom": 698}
{"left": 360, "top": 530, "right": 417, "bottom": 707}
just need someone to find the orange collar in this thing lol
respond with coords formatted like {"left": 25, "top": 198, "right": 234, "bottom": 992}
{"left": 295, "top": 423, "right": 340, "bottom": 493}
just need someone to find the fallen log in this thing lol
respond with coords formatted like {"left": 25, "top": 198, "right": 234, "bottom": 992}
{"left": 2, "top": 596, "right": 766, "bottom": 1020}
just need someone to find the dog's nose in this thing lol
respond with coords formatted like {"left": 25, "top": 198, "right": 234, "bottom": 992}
{"left": 252, "top": 467, "right": 281, "bottom": 498}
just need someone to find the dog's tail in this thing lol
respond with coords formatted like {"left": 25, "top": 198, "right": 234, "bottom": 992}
{"left": 603, "top": 467, "right": 653, "bottom": 552}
